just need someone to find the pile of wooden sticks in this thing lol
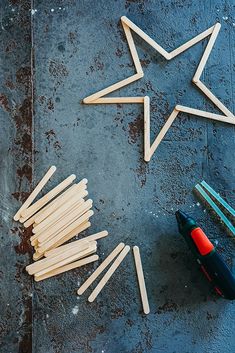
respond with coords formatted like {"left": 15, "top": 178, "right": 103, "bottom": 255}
{"left": 13, "top": 166, "right": 108, "bottom": 280}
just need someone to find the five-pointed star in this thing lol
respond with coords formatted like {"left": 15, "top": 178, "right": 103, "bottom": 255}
{"left": 83, "top": 16, "right": 235, "bottom": 161}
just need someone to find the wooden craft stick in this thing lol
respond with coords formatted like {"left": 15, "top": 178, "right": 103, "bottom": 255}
{"left": 194, "top": 81, "right": 235, "bottom": 118}
{"left": 35, "top": 242, "right": 97, "bottom": 277}
{"left": 90, "top": 97, "right": 144, "bottom": 104}
{"left": 83, "top": 73, "right": 142, "bottom": 103}
{"left": 21, "top": 174, "right": 76, "bottom": 220}
{"left": 170, "top": 25, "right": 214, "bottom": 59}
{"left": 88, "top": 245, "right": 130, "bottom": 302}
{"left": 22, "top": 183, "right": 78, "bottom": 227}
{"left": 176, "top": 105, "right": 235, "bottom": 125}
{"left": 133, "top": 246, "right": 150, "bottom": 314}
{"left": 37, "top": 199, "right": 93, "bottom": 244}
{"left": 193, "top": 23, "right": 221, "bottom": 82}
{"left": 45, "top": 230, "right": 108, "bottom": 258}
{"left": 77, "top": 242, "right": 124, "bottom": 295}
{"left": 144, "top": 96, "right": 150, "bottom": 162}
{"left": 14, "top": 166, "right": 56, "bottom": 221}
{"left": 44, "top": 221, "right": 91, "bottom": 251}
{"left": 33, "top": 188, "right": 87, "bottom": 233}
{"left": 30, "top": 199, "right": 85, "bottom": 243}
{"left": 37, "top": 210, "right": 94, "bottom": 254}
{"left": 149, "top": 109, "right": 179, "bottom": 160}
{"left": 121, "top": 16, "right": 171, "bottom": 60}
{"left": 122, "top": 22, "right": 143, "bottom": 75}
{"left": 34, "top": 179, "right": 87, "bottom": 224}
{"left": 34, "top": 255, "right": 99, "bottom": 282}
{"left": 33, "top": 252, "right": 44, "bottom": 261}
{"left": 26, "top": 240, "right": 91, "bottom": 275}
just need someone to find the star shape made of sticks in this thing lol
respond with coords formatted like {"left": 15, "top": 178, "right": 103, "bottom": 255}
{"left": 83, "top": 16, "right": 235, "bottom": 162}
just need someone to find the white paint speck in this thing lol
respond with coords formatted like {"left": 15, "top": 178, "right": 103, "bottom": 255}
{"left": 222, "top": 16, "right": 228, "bottom": 21}
{"left": 72, "top": 305, "right": 79, "bottom": 315}
{"left": 59, "top": 7, "right": 62, "bottom": 10}
{"left": 233, "top": 23, "right": 235, "bottom": 27}
{"left": 216, "top": 9, "right": 220, "bottom": 12}
{"left": 31, "top": 9, "right": 37, "bottom": 15}
{"left": 196, "top": 202, "right": 200, "bottom": 207}
{"left": 77, "top": 279, "right": 81, "bottom": 287}
{"left": 214, "top": 240, "right": 219, "bottom": 245}
{"left": 51, "top": 8, "right": 55, "bottom": 12}
{"left": 7, "top": 303, "right": 9, "bottom": 306}
{"left": 203, "top": 209, "right": 206, "bottom": 213}
{"left": 46, "top": 314, "right": 49, "bottom": 318}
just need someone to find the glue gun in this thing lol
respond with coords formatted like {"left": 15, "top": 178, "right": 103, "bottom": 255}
{"left": 175, "top": 210, "right": 235, "bottom": 300}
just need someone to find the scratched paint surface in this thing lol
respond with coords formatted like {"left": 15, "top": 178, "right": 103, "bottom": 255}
{"left": 1, "top": 0, "right": 235, "bottom": 352}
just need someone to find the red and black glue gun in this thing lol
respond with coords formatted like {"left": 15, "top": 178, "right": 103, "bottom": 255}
{"left": 175, "top": 210, "right": 235, "bottom": 300}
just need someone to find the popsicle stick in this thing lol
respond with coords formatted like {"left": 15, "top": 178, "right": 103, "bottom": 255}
{"left": 200, "top": 180, "right": 235, "bottom": 217}
{"left": 90, "top": 97, "right": 144, "bottom": 104}
{"left": 33, "top": 252, "right": 44, "bottom": 261}
{"left": 193, "top": 23, "right": 221, "bottom": 82}
{"left": 77, "top": 242, "right": 124, "bottom": 295}
{"left": 14, "top": 166, "right": 56, "bottom": 221}
{"left": 26, "top": 240, "right": 91, "bottom": 275}
{"left": 22, "top": 183, "right": 78, "bottom": 226}
{"left": 194, "top": 81, "right": 234, "bottom": 118}
{"left": 133, "top": 246, "right": 150, "bottom": 314}
{"left": 195, "top": 184, "right": 235, "bottom": 236}
{"left": 37, "top": 199, "right": 93, "bottom": 244}
{"left": 44, "top": 221, "right": 91, "bottom": 251}
{"left": 170, "top": 25, "right": 214, "bottom": 58}
{"left": 122, "top": 22, "right": 143, "bottom": 74}
{"left": 144, "top": 96, "right": 150, "bottom": 162}
{"left": 34, "top": 255, "right": 99, "bottom": 282}
{"left": 83, "top": 73, "right": 142, "bottom": 103}
{"left": 35, "top": 242, "right": 97, "bottom": 277}
{"left": 34, "top": 180, "right": 87, "bottom": 224}
{"left": 33, "top": 189, "right": 87, "bottom": 233}
{"left": 37, "top": 210, "right": 94, "bottom": 254}
{"left": 176, "top": 105, "right": 235, "bottom": 125}
{"left": 121, "top": 16, "right": 171, "bottom": 60}
{"left": 88, "top": 245, "right": 130, "bottom": 302}
{"left": 21, "top": 174, "right": 76, "bottom": 220}
{"left": 149, "top": 109, "right": 179, "bottom": 160}
{"left": 45, "top": 230, "right": 108, "bottom": 258}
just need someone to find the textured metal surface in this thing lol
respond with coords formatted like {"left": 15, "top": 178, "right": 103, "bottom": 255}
{"left": 1, "top": 0, "right": 235, "bottom": 352}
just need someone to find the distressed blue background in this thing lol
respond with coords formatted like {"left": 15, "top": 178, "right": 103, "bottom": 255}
{"left": 0, "top": 0, "right": 235, "bottom": 352}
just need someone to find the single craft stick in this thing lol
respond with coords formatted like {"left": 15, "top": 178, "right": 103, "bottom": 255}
{"left": 121, "top": 16, "right": 171, "bottom": 60}
{"left": 193, "top": 23, "right": 221, "bottom": 82}
{"left": 200, "top": 180, "right": 235, "bottom": 217}
{"left": 83, "top": 73, "right": 142, "bottom": 103}
{"left": 122, "top": 22, "right": 143, "bottom": 75}
{"left": 34, "top": 180, "right": 87, "bottom": 224}
{"left": 176, "top": 105, "right": 235, "bottom": 125}
{"left": 21, "top": 174, "right": 77, "bottom": 220}
{"left": 22, "top": 183, "right": 78, "bottom": 226}
{"left": 14, "top": 166, "right": 56, "bottom": 221}
{"left": 133, "top": 246, "right": 150, "bottom": 314}
{"left": 90, "top": 97, "right": 144, "bottom": 104}
{"left": 35, "top": 242, "right": 97, "bottom": 277}
{"left": 88, "top": 245, "right": 130, "bottom": 302}
{"left": 34, "top": 255, "right": 99, "bottom": 282}
{"left": 77, "top": 242, "right": 124, "bottom": 295}
{"left": 37, "top": 210, "right": 94, "bottom": 254}
{"left": 33, "top": 189, "right": 87, "bottom": 233}
{"left": 195, "top": 184, "right": 235, "bottom": 236}
{"left": 194, "top": 81, "right": 235, "bottom": 118}
{"left": 45, "top": 221, "right": 91, "bottom": 251}
{"left": 170, "top": 25, "right": 214, "bottom": 59}
{"left": 149, "top": 109, "right": 179, "bottom": 160}
{"left": 144, "top": 96, "right": 150, "bottom": 162}
{"left": 45, "top": 230, "right": 108, "bottom": 258}
{"left": 26, "top": 240, "right": 91, "bottom": 275}
{"left": 37, "top": 199, "right": 93, "bottom": 244}
{"left": 33, "top": 252, "right": 44, "bottom": 261}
